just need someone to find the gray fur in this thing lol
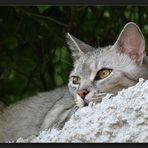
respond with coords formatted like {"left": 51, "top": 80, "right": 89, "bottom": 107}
{"left": 0, "top": 22, "right": 148, "bottom": 142}
{"left": 68, "top": 22, "right": 148, "bottom": 106}
{"left": 66, "top": 33, "right": 95, "bottom": 60}
{"left": 0, "top": 87, "right": 75, "bottom": 142}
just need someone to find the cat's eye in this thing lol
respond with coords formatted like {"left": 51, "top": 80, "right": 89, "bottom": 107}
{"left": 72, "top": 76, "right": 81, "bottom": 85}
{"left": 95, "top": 68, "right": 112, "bottom": 80}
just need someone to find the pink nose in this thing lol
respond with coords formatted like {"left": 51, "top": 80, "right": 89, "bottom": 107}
{"left": 78, "top": 89, "right": 89, "bottom": 99}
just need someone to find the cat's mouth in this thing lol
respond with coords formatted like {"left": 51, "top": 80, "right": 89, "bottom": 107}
{"left": 75, "top": 93, "right": 107, "bottom": 108}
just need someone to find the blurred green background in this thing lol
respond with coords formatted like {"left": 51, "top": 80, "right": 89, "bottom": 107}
{"left": 0, "top": 6, "right": 148, "bottom": 105}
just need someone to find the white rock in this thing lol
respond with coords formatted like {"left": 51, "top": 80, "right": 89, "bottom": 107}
{"left": 16, "top": 79, "right": 148, "bottom": 143}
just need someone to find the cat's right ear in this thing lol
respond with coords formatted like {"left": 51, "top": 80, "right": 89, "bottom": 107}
{"left": 112, "top": 22, "right": 145, "bottom": 64}
{"left": 66, "top": 33, "right": 93, "bottom": 60}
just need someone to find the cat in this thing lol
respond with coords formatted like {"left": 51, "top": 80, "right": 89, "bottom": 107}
{"left": 0, "top": 22, "right": 148, "bottom": 142}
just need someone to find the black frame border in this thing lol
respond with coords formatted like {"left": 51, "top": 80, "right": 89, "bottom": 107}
{"left": 0, "top": 0, "right": 148, "bottom": 5}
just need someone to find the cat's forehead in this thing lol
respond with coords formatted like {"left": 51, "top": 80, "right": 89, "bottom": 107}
{"left": 74, "top": 46, "right": 112, "bottom": 72}
{"left": 72, "top": 45, "right": 132, "bottom": 75}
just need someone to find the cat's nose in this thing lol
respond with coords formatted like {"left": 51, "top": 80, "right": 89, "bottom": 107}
{"left": 78, "top": 89, "right": 89, "bottom": 99}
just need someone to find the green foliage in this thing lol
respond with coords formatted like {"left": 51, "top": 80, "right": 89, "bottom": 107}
{"left": 37, "top": 6, "right": 50, "bottom": 13}
{"left": 0, "top": 6, "right": 148, "bottom": 105}
{"left": 3, "top": 37, "right": 18, "bottom": 50}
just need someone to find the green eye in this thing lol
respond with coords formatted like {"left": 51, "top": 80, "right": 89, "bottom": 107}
{"left": 72, "top": 76, "right": 81, "bottom": 84}
{"left": 95, "top": 68, "right": 112, "bottom": 80}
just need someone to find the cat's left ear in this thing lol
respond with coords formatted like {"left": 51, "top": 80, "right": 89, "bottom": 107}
{"left": 66, "top": 33, "right": 93, "bottom": 61}
{"left": 113, "top": 22, "right": 145, "bottom": 64}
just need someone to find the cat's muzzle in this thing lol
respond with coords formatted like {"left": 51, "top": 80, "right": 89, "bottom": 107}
{"left": 75, "top": 92, "right": 106, "bottom": 108}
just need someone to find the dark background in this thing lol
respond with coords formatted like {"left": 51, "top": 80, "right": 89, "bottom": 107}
{"left": 0, "top": 6, "right": 148, "bottom": 105}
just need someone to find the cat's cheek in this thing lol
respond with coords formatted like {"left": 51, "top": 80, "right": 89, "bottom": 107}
{"left": 84, "top": 91, "right": 104, "bottom": 104}
{"left": 68, "top": 83, "right": 78, "bottom": 93}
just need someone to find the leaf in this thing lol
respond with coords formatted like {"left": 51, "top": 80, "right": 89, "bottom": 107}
{"left": 37, "top": 6, "right": 49, "bottom": 13}
{"left": 3, "top": 37, "right": 18, "bottom": 50}
{"left": 103, "top": 10, "right": 110, "bottom": 18}
{"left": 54, "top": 73, "right": 63, "bottom": 86}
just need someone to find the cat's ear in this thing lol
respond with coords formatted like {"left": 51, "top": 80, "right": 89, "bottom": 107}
{"left": 66, "top": 33, "right": 93, "bottom": 60}
{"left": 113, "top": 22, "right": 145, "bottom": 64}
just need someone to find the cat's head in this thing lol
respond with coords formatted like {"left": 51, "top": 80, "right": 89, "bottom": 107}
{"left": 66, "top": 22, "right": 147, "bottom": 107}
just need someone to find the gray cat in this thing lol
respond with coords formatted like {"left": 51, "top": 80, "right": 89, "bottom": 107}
{"left": 0, "top": 22, "right": 148, "bottom": 142}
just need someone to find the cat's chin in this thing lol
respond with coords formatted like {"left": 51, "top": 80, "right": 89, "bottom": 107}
{"left": 75, "top": 94, "right": 86, "bottom": 108}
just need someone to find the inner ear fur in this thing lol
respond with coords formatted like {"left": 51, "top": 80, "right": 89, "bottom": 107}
{"left": 113, "top": 22, "right": 145, "bottom": 64}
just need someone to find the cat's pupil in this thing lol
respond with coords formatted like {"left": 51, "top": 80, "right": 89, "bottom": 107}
{"left": 102, "top": 71, "right": 106, "bottom": 75}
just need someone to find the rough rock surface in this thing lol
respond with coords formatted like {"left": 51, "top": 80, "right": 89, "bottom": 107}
{"left": 16, "top": 78, "right": 148, "bottom": 143}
